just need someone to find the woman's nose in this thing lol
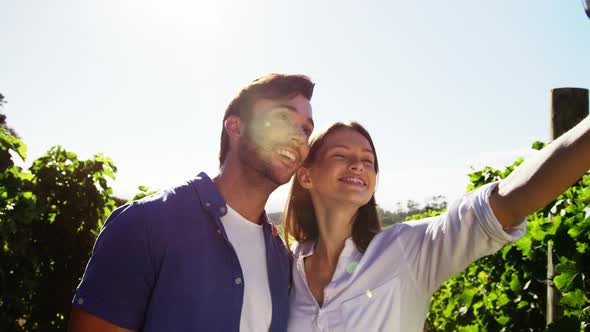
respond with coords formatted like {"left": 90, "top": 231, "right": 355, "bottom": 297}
{"left": 348, "top": 158, "right": 364, "bottom": 171}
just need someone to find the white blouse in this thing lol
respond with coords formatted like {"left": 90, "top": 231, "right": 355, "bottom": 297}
{"left": 287, "top": 182, "right": 527, "bottom": 332}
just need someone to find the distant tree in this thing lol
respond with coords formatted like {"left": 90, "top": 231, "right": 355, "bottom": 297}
{"left": 406, "top": 199, "right": 420, "bottom": 212}
{"left": 379, "top": 195, "right": 448, "bottom": 227}
{"left": 0, "top": 94, "right": 19, "bottom": 138}
{"left": 0, "top": 102, "right": 25, "bottom": 173}
{"left": 424, "top": 195, "right": 447, "bottom": 211}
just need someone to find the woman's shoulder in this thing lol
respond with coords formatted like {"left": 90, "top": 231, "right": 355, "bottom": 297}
{"left": 370, "top": 217, "right": 444, "bottom": 250}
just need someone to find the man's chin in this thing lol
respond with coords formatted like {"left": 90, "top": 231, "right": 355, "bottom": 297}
{"left": 267, "top": 161, "right": 298, "bottom": 185}
{"left": 271, "top": 174, "right": 294, "bottom": 187}
{"left": 267, "top": 170, "right": 296, "bottom": 187}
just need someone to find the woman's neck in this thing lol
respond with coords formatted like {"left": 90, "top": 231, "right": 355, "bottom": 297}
{"left": 303, "top": 203, "right": 358, "bottom": 306}
{"left": 312, "top": 202, "right": 358, "bottom": 266}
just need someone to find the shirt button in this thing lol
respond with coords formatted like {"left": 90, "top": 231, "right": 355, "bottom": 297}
{"left": 205, "top": 202, "right": 211, "bottom": 208}
{"left": 217, "top": 229, "right": 222, "bottom": 235}
{"left": 234, "top": 277, "right": 242, "bottom": 285}
{"left": 219, "top": 206, "right": 227, "bottom": 215}
{"left": 77, "top": 297, "right": 84, "bottom": 305}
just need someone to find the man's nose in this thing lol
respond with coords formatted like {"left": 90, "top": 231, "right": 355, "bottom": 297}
{"left": 290, "top": 127, "right": 306, "bottom": 145}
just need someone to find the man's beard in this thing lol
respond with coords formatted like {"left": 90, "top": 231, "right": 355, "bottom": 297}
{"left": 237, "top": 128, "right": 292, "bottom": 187}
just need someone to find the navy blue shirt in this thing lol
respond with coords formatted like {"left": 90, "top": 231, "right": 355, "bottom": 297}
{"left": 73, "top": 172, "right": 292, "bottom": 331}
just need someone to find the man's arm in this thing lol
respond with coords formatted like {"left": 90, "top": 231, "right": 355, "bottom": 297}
{"left": 490, "top": 115, "right": 590, "bottom": 228}
{"left": 68, "top": 307, "right": 135, "bottom": 332}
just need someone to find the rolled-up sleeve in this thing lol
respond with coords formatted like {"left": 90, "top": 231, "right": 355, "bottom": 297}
{"left": 472, "top": 182, "right": 527, "bottom": 241}
{"left": 401, "top": 182, "right": 527, "bottom": 294}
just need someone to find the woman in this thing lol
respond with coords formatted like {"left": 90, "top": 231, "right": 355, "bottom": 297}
{"left": 283, "top": 120, "right": 590, "bottom": 331}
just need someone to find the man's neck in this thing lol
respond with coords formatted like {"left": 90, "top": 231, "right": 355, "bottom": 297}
{"left": 213, "top": 164, "right": 277, "bottom": 224}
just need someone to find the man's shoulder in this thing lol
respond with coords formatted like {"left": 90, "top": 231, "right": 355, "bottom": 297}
{"left": 131, "top": 172, "right": 219, "bottom": 211}
{"left": 122, "top": 183, "right": 193, "bottom": 217}
{"left": 105, "top": 174, "right": 216, "bottom": 228}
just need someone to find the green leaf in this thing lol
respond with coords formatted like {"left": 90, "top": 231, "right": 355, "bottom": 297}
{"left": 0, "top": 129, "right": 27, "bottom": 160}
{"left": 540, "top": 219, "right": 559, "bottom": 235}
{"left": 560, "top": 289, "right": 585, "bottom": 308}
{"left": 462, "top": 287, "right": 478, "bottom": 308}
{"left": 501, "top": 244, "right": 512, "bottom": 259}
{"left": 495, "top": 314, "right": 510, "bottom": 325}
{"left": 477, "top": 271, "right": 488, "bottom": 283}
{"left": 496, "top": 293, "right": 510, "bottom": 307}
{"left": 461, "top": 325, "right": 479, "bottom": 332}
{"left": 517, "top": 300, "right": 529, "bottom": 309}
{"left": 554, "top": 259, "right": 578, "bottom": 291}
{"left": 515, "top": 236, "right": 532, "bottom": 257}
{"left": 443, "top": 301, "right": 456, "bottom": 318}
{"left": 531, "top": 141, "right": 546, "bottom": 150}
{"left": 576, "top": 242, "right": 588, "bottom": 254}
{"left": 509, "top": 274, "right": 521, "bottom": 292}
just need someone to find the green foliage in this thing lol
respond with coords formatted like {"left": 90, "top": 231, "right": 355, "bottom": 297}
{"left": 0, "top": 104, "right": 25, "bottom": 172}
{"left": 405, "top": 208, "right": 445, "bottom": 221}
{"left": 130, "top": 185, "right": 158, "bottom": 202}
{"left": 425, "top": 141, "right": 590, "bottom": 331}
{"left": 0, "top": 115, "right": 117, "bottom": 331}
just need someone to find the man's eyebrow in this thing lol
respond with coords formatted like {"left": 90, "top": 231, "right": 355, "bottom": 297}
{"left": 269, "top": 104, "right": 315, "bottom": 128}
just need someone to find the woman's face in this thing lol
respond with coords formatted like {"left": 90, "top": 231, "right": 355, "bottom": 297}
{"left": 299, "top": 127, "right": 377, "bottom": 208}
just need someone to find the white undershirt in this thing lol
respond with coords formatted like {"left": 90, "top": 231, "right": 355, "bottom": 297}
{"left": 221, "top": 205, "right": 272, "bottom": 332}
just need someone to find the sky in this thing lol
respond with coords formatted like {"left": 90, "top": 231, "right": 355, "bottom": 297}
{"left": 1, "top": 0, "right": 589, "bottom": 212}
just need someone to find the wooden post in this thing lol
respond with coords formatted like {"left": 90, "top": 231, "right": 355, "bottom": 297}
{"left": 550, "top": 88, "right": 589, "bottom": 138}
{"left": 546, "top": 231, "right": 556, "bottom": 325}
{"left": 546, "top": 87, "right": 589, "bottom": 325}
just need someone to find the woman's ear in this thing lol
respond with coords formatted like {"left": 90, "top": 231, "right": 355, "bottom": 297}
{"left": 224, "top": 116, "right": 242, "bottom": 141}
{"left": 297, "top": 167, "right": 313, "bottom": 189}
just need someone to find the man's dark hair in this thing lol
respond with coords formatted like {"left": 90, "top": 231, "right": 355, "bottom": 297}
{"left": 219, "top": 74, "right": 315, "bottom": 166}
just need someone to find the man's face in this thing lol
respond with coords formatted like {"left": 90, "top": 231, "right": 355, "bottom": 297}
{"left": 238, "top": 94, "right": 314, "bottom": 186}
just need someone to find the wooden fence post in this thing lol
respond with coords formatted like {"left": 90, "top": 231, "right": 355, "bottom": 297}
{"left": 546, "top": 87, "right": 589, "bottom": 325}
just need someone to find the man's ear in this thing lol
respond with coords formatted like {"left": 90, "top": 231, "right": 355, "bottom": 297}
{"left": 224, "top": 116, "right": 242, "bottom": 141}
{"left": 297, "top": 167, "right": 313, "bottom": 189}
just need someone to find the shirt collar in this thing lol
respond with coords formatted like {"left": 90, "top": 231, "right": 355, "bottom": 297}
{"left": 341, "top": 237, "right": 360, "bottom": 257}
{"left": 190, "top": 172, "right": 228, "bottom": 217}
{"left": 190, "top": 171, "right": 273, "bottom": 227}
{"left": 297, "top": 237, "right": 360, "bottom": 258}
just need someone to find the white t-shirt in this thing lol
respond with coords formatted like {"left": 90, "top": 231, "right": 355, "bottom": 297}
{"left": 221, "top": 205, "right": 272, "bottom": 332}
{"left": 288, "top": 182, "right": 527, "bottom": 332}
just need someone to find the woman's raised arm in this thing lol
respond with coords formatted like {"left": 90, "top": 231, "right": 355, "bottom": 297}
{"left": 490, "top": 115, "right": 590, "bottom": 228}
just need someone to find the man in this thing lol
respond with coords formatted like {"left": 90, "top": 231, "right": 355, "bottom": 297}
{"left": 68, "top": 74, "right": 315, "bottom": 332}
